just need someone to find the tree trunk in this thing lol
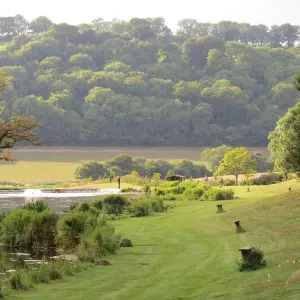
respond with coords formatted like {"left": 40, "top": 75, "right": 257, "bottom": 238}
{"left": 235, "top": 174, "right": 238, "bottom": 185}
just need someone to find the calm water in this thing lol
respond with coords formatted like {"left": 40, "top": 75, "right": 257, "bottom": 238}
{"left": 0, "top": 189, "right": 121, "bottom": 212}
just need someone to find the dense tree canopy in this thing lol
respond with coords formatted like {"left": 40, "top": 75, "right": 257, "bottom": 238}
{"left": 268, "top": 74, "right": 300, "bottom": 174}
{"left": 0, "top": 15, "right": 300, "bottom": 146}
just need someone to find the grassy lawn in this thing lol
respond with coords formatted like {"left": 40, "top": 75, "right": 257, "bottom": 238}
{"left": 10, "top": 180, "right": 300, "bottom": 300}
{"left": 0, "top": 161, "right": 79, "bottom": 183}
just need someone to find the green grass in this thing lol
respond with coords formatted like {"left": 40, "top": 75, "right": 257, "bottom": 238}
{"left": 9, "top": 180, "right": 300, "bottom": 300}
{"left": 0, "top": 161, "right": 79, "bottom": 182}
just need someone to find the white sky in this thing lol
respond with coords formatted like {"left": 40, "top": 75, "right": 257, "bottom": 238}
{"left": 1, "top": 0, "right": 300, "bottom": 29}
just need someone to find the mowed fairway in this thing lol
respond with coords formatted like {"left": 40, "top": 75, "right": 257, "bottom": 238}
{"left": 11, "top": 180, "right": 300, "bottom": 300}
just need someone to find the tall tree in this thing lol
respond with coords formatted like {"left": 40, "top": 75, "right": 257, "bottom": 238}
{"left": 269, "top": 74, "right": 300, "bottom": 174}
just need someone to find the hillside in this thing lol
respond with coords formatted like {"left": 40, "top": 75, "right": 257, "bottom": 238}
{"left": 11, "top": 180, "right": 300, "bottom": 300}
{"left": 0, "top": 17, "right": 300, "bottom": 146}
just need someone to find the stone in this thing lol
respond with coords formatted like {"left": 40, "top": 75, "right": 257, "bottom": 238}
{"left": 119, "top": 238, "right": 133, "bottom": 248}
{"left": 95, "top": 260, "right": 111, "bottom": 266}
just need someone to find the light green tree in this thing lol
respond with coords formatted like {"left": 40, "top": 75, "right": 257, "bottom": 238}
{"left": 215, "top": 147, "right": 256, "bottom": 185}
{"left": 152, "top": 173, "right": 161, "bottom": 186}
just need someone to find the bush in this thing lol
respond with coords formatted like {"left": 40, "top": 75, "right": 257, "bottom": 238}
{"left": 184, "top": 187, "right": 205, "bottom": 200}
{"left": 241, "top": 173, "right": 283, "bottom": 185}
{"left": 74, "top": 161, "right": 110, "bottom": 180}
{"left": 150, "top": 198, "right": 165, "bottom": 212}
{"left": 127, "top": 198, "right": 166, "bottom": 217}
{"left": 238, "top": 248, "right": 267, "bottom": 271}
{"left": 121, "top": 187, "right": 140, "bottom": 193}
{"left": 77, "top": 222, "right": 119, "bottom": 262}
{"left": 22, "top": 200, "right": 49, "bottom": 212}
{"left": 127, "top": 199, "right": 153, "bottom": 217}
{"left": 201, "top": 188, "right": 234, "bottom": 201}
{"left": 103, "top": 195, "right": 129, "bottom": 215}
{"left": 1, "top": 209, "right": 58, "bottom": 250}
{"left": 56, "top": 212, "right": 97, "bottom": 250}
{"left": 143, "top": 184, "right": 151, "bottom": 194}
{"left": 8, "top": 269, "right": 32, "bottom": 291}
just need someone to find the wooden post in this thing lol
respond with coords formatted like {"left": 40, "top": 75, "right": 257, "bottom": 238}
{"left": 239, "top": 247, "right": 255, "bottom": 262}
{"left": 234, "top": 220, "right": 245, "bottom": 233}
{"left": 217, "top": 204, "right": 224, "bottom": 213}
{"left": 117, "top": 176, "right": 120, "bottom": 189}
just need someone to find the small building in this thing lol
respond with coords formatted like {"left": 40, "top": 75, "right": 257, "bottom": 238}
{"left": 165, "top": 175, "right": 186, "bottom": 182}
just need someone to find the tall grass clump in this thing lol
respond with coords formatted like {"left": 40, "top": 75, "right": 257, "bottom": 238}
{"left": 56, "top": 212, "right": 97, "bottom": 250}
{"left": 201, "top": 188, "right": 234, "bottom": 201}
{"left": 22, "top": 200, "right": 50, "bottom": 212}
{"left": 127, "top": 197, "right": 166, "bottom": 217}
{"left": 1, "top": 209, "right": 58, "bottom": 250}
{"left": 103, "top": 195, "right": 130, "bottom": 215}
{"left": 76, "top": 216, "right": 119, "bottom": 262}
{"left": 238, "top": 248, "right": 266, "bottom": 271}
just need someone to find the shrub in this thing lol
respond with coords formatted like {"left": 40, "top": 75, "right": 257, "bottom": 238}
{"left": 8, "top": 269, "right": 32, "bottom": 291}
{"left": 201, "top": 188, "right": 234, "bottom": 201}
{"left": 74, "top": 161, "right": 110, "bottom": 180}
{"left": 77, "top": 222, "right": 119, "bottom": 262}
{"left": 56, "top": 212, "right": 96, "bottom": 250}
{"left": 103, "top": 195, "right": 129, "bottom": 215}
{"left": 127, "top": 199, "right": 153, "bottom": 217}
{"left": 1, "top": 209, "right": 58, "bottom": 250}
{"left": 238, "top": 248, "right": 266, "bottom": 271}
{"left": 150, "top": 198, "right": 166, "bottom": 212}
{"left": 121, "top": 187, "right": 140, "bottom": 193}
{"left": 184, "top": 187, "right": 205, "bottom": 200}
{"left": 143, "top": 184, "right": 151, "bottom": 194}
{"left": 241, "top": 173, "right": 283, "bottom": 185}
{"left": 22, "top": 200, "right": 49, "bottom": 212}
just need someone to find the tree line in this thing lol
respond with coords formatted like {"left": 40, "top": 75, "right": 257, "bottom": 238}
{"left": 1, "top": 15, "right": 300, "bottom": 48}
{"left": 0, "top": 16, "right": 300, "bottom": 146}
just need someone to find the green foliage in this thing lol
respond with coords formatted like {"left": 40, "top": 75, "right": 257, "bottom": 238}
{"left": 241, "top": 173, "right": 283, "bottom": 185}
{"left": 56, "top": 212, "right": 95, "bottom": 250}
{"left": 201, "top": 145, "right": 232, "bottom": 171}
{"left": 103, "top": 195, "right": 129, "bottom": 215}
{"left": 269, "top": 100, "right": 300, "bottom": 174}
{"left": 76, "top": 218, "right": 119, "bottom": 262}
{"left": 201, "top": 188, "right": 234, "bottom": 201}
{"left": 127, "top": 199, "right": 153, "bottom": 217}
{"left": 1, "top": 209, "right": 58, "bottom": 249}
{"left": 0, "top": 17, "right": 298, "bottom": 147}
{"left": 22, "top": 200, "right": 49, "bottom": 212}
{"left": 74, "top": 161, "right": 110, "bottom": 180}
{"left": 238, "top": 248, "right": 266, "bottom": 271}
{"left": 152, "top": 173, "right": 161, "bottom": 186}
{"left": 174, "top": 160, "right": 211, "bottom": 178}
{"left": 251, "top": 152, "right": 273, "bottom": 173}
{"left": 216, "top": 147, "right": 256, "bottom": 184}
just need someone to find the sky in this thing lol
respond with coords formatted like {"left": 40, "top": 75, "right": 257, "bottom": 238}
{"left": 1, "top": 0, "right": 300, "bottom": 29}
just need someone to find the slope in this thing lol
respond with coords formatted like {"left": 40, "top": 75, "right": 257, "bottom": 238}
{"left": 10, "top": 181, "right": 300, "bottom": 300}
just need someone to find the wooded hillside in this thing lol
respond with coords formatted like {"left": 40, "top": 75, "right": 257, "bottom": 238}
{"left": 0, "top": 16, "right": 299, "bottom": 146}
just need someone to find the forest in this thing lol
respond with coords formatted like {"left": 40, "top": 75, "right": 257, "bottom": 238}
{"left": 0, "top": 15, "right": 299, "bottom": 146}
